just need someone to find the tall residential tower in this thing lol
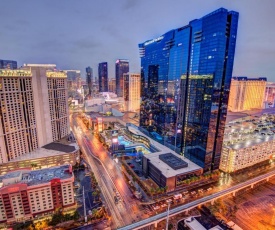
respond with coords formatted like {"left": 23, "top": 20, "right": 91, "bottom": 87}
{"left": 86, "top": 66, "right": 93, "bottom": 96}
{"left": 139, "top": 8, "right": 239, "bottom": 171}
{"left": 115, "top": 59, "right": 129, "bottom": 97}
{"left": 98, "top": 62, "right": 108, "bottom": 92}
{"left": 0, "top": 65, "right": 70, "bottom": 164}
{"left": 123, "top": 73, "right": 141, "bottom": 111}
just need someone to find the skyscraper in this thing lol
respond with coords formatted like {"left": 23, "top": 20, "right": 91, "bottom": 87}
{"left": 228, "top": 77, "right": 267, "bottom": 112}
{"left": 86, "top": 66, "right": 93, "bottom": 96}
{"left": 0, "top": 59, "right": 17, "bottom": 69}
{"left": 115, "top": 59, "right": 129, "bottom": 97}
{"left": 98, "top": 62, "right": 108, "bottom": 92}
{"left": 264, "top": 82, "right": 275, "bottom": 108}
{"left": 64, "top": 70, "right": 81, "bottom": 92}
{"left": 123, "top": 73, "right": 141, "bottom": 111}
{"left": 139, "top": 8, "right": 239, "bottom": 171}
{"left": 0, "top": 65, "right": 70, "bottom": 164}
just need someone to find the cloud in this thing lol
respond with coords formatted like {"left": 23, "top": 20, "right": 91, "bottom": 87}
{"left": 73, "top": 39, "right": 101, "bottom": 50}
{"left": 122, "top": 0, "right": 139, "bottom": 10}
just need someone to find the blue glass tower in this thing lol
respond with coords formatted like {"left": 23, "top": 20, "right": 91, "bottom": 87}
{"left": 98, "top": 62, "right": 108, "bottom": 92}
{"left": 86, "top": 67, "right": 93, "bottom": 96}
{"left": 0, "top": 60, "right": 17, "bottom": 69}
{"left": 139, "top": 8, "right": 239, "bottom": 171}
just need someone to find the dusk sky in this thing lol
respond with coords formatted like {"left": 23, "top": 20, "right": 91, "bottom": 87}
{"left": 1, "top": 0, "right": 274, "bottom": 80}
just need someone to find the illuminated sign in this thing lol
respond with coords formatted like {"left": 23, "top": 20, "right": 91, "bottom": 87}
{"left": 112, "top": 138, "right": 118, "bottom": 143}
{"left": 116, "top": 59, "right": 129, "bottom": 63}
{"left": 0, "top": 69, "right": 32, "bottom": 77}
{"left": 144, "top": 36, "right": 164, "bottom": 46}
{"left": 46, "top": 71, "right": 67, "bottom": 78}
{"left": 8, "top": 187, "right": 19, "bottom": 193}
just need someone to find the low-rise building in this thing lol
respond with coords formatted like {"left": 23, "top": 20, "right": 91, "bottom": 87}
{"left": 0, "top": 136, "right": 79, "bottom": 175}
{"left": 142, "top": 152, "right": 202, "bottom": 191}
{"left": 0, "top": 164, "right": 75, "bottom": 224}
{"left": 220, "top": 113, "right": 275, "bottom": 173}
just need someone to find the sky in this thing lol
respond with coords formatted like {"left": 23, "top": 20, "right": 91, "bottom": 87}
{"left": 1, "top": 0, "right": 275, "bottom": 80}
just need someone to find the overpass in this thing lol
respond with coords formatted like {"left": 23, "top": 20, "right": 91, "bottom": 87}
{"left": 118, "top": 170, "right": 275, "bottom": 230}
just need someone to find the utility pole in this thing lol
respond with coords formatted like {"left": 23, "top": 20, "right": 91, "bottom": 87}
{"left": 166, "top": 201, "right": 171, "bottom": 230}
{"left": 83, "top": 186, "right": 87, "bottom": 223}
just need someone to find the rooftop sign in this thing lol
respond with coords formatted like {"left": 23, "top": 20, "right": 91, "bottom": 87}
{"left": 46, "top": 71, "right": 67, "bottom": 78}
{"left": 144, "top": 36, "right": 164, "bottom": 46}
{"left": 0, "top": 69, "right": 32, "bottom": 77}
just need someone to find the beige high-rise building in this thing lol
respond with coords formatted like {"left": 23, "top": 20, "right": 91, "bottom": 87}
{"left": 108, "top": 78, "right": 116, "bottom": 93}
{"left": 228, "top": 77, "right": 267, "bottom": 112}
{"left": 264, "top": 82, "right": 275, "bottom": 108}
{"left": 123, "top": 73, "right": 140, "bottom": 111}
{"left": 0, "top": 65, "right": 69, "bottom": 164}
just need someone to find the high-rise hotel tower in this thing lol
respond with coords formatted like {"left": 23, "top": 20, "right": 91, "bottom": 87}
{"left": 98, "top": 62, "right": 108, "bottom": 92}
{"left": 115, "top": 59, "right": 129, "bottom": 97}
{"left": 139, "top": 8, "right": 239, "bottom": 171}
{"left": 0, "top": 64, "right": 70, "bottom": 164}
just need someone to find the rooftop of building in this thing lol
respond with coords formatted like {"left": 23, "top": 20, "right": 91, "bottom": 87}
{"left": 8, "top": 135, "right": 78, "bottom": 163}
{"left": 224, "top": 112, "right": 275, "bottom": 150}
{"left": 226, "top": 108, "right": 275, "bottom": 123}
{"left": 184, "top": 217, "right": 207, "bottom": 230}
{"left": 0, "top": 164, "right": 73, "bottom": 188}
{"left": 23, "top": 63, "right": 57, "bottom": 68}
{"left": 232, "top": 76, "right": 267, "bottom": 81}
{"left": 0, "top": 68, "right": 32, "bottom": 77}
{"left": 143, "top": 151, "right": 202, "bottom": 178}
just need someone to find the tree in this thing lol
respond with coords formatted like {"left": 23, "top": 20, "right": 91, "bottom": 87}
{"left": 73, "top": 210, "right": 80, "bottom": 221}
{"left": 50, "top": 212, "right": 63, "bottom": 226}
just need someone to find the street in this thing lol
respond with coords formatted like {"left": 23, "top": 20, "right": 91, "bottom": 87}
{"left": 71, "top": 113, "right": 144, "bottom": 228}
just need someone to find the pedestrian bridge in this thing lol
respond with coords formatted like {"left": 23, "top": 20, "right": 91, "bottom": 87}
{"left": 118, "top": 170, "right": 275, "bottom": 230}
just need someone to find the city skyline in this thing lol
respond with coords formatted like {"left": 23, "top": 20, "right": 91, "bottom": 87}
{"left": 0, "top": 0, "right": 275, "bottom": 80}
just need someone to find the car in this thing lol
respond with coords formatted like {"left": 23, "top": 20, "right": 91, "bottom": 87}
{"left": 130, "top": 164, "right": 135, "bottom": 168}
{"left": 161, "top": 203, "right": 167, "bottom": 208}
{"left": 153, "top": 206, "right": 160, "bottom": 210}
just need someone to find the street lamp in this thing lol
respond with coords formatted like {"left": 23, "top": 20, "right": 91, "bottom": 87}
{"left": 165, "top": 201, "right": 171, "bottom": 230}
{"left": 83, "top": 186, "right": 87, "bottom": 223}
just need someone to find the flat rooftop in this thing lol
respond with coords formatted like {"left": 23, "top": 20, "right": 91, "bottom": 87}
{"left": 224, "top": 113, "right": 275, "bottom": 150}
{"left": 226, "top": 108, "right": 275, "bottom": 123}
{"left": 144, "top": 151, "right": 202, "bottom": 178}
{"left": 0, "top": 164, "right": 73, "bottom": 188}
{"left": 127, "top": 125, "right": 202, "bottom": 176}
{"left": 8, "top": 136, "right": 78, "bottom": 163}
{"left": 159, "top": 153, "right": 188, "bottom": 170}
{"left": 184, "top": 217, "right": 207, "bottom": 230}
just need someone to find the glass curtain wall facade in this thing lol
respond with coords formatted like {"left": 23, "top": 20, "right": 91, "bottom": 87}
{"left": 86, "top": 66, "right": 93, "bottom": 96}
{"left": 0, "top": 60, "right": 17, "bottom": 69}
{"left": 115, "top": 59, "right": 129, "bottom": 97}
{"left": 98, "top": 62, "right": 108, "bottom": 92}
{"left": 139, "top": 8, "right": 239, "bottom": 172}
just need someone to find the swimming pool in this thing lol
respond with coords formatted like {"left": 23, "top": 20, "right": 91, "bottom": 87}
{"left": 118, "top": 136, "right": 131, "bottom": 146}
{"left": 151, "top": 131, "right": 163, "bottom": 141}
